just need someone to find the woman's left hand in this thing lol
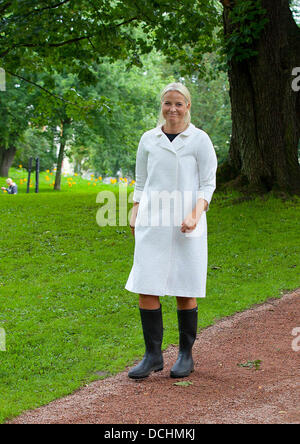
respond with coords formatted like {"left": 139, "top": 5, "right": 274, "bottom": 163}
{"left": 181, "top": 198, "right": 207, "bottom": 233}
{"left": 180, "top": 213, "right": 198, "bottom": 233}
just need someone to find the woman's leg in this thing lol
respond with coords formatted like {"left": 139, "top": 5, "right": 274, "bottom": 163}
{"left": 128, "top": 294, "right": 163, "bottom": 379}
{"left": 176, "top": 296, "right": 197, "bottom": 310}
{"left": 171, "top": 297, "right": 198, "bottom": 378}
{"left": 139, "top": 294, "right": 161, "bottom": 310}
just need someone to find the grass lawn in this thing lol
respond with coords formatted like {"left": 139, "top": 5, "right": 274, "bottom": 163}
{"left": 0, "top": 167, "right": 299, "bottom": 422}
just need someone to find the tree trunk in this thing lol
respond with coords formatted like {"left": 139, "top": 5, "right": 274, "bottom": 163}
{"left": 220, "top": 0, "right": 300, "bottom": 195}
{"left": 0, "top": 145, "right": 16, "bottom": 177}
{"left": 54, "top": 140, "right": 65, "bottom": 191}
{"left": 54, "top": 119, "right": 70, "bottom": 191}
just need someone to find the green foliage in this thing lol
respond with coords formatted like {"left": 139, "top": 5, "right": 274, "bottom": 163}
{"left": 1, "top": 0, "right": 296, "bottom": 85}
{"left": 290, "top": 0, "right": 300, "bottom": 25}
{"left": 2, "top": 50, "right": 231, "bottom": 180}
{"left": 0, "top": 76, "right": 34, "bottom": 149}
{"left": 173, "top": 381, "right": 193, "bottom": 387}
{"left": 0, "top": 1, "right": 222, "bottom": 81}
{"left": 12, "top": 128, "right": 56, "bottom": 172}
{"left": 1, "top": 1, "right": 146, "bottom": 74}
{"left": 237, "top": 359, "right": 262, "bottom": 370}
{"left": 182, "top": 61, "right": 231, "bottom": 164}
{"left": 26, "top": 70, "right": 107, "bottom": 128}
{"left": 81, "top": 53, "right": 175, "bottom": 177}
{"left": 67, "top": 51, "right": 231, "bottom": 178}
{"left": 148, "top": 0, "right": 221, "bottom": 74}
{"left": 222, "top": 0, "right": 269, "bottom": 62}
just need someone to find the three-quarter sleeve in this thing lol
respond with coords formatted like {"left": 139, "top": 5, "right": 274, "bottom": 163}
{"left": 196, "top": 132, "right": 218, "bottom": 211}
{"left": 133, "top": 135, "right": 148, "bottom": 202}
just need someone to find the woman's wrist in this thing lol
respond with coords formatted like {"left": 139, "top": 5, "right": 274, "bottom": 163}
{"left": 130, "top": 201, "right": 139, "bottom": 227}
{"left": 192, "top": 198, "right": 208, "bottom": 221}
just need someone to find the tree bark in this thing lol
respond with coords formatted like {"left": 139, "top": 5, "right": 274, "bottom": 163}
{"left": 0, "top": 145, "right": 16, "bottom": 177}
{"left": 54, "top": 119, "right": 71, "bottom": 190}
{"left": 220, "top": 0, "right": 300, "bottom": 195}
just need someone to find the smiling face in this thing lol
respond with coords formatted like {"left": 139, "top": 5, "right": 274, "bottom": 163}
{"left": 161, "top": 90, "right": 191, "bottom": 127}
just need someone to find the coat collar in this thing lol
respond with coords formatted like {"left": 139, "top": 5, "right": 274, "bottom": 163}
{"left": 153, "top": 123, "right": 196, "bottom": 153}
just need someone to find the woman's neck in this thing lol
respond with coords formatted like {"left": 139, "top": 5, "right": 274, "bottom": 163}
{"left": 163, "top": 122, "right": 189, "bottom": 134}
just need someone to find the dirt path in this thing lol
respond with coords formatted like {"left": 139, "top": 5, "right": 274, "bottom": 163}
{"left": 8, "top": 289, "right": 300, "bottom": 424}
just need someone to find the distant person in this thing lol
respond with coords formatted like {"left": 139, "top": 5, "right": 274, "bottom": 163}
{"left": 1, "top": 178, "right": 18, "bottom": 194}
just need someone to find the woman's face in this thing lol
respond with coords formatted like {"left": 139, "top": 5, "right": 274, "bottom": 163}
{"left": 161, "top": 91, "right": 190, "bottom": 126}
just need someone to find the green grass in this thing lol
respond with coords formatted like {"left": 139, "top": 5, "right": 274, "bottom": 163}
{"left": 0, "top": 168, "right": 299, "bottom": 422}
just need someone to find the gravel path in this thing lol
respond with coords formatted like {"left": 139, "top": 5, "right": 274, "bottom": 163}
{"left": 8, "top": 289, "right": 300, "bottom": 424}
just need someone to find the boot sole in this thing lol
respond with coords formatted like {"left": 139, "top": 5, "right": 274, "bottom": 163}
{"left": 170, "top": 368, "right": 194, "bottom": 378}
{"left": 128, "top": 366, "right": 163, "bottom": 380}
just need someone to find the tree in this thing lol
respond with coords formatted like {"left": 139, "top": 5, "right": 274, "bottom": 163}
{"left": 219, "top": 0, "right": 300, "bottom": 194}
{"left": 63, "top": 52, "right": 232, "bottom": 178}
{"left": 28, "top": 70, "right": 108, "bottom": 190}
{"left": 82, "top": 53, "right": 175, "bottom": 177}
{"left": 0, "top": 76, "right": 35, "bottom": 176}
{"left": 0, "top": 1, "right": 155, "bottom": 80}
{"left": 1, "top": 1, "right": 299, "bottom": 194}
{"left": 13, "top": 127, "right": 57, "bottom": 172}
{"left": 0, "top": 1, "right": 176, "bottom": 180}
{"left": 142, "top": 0, "right": 300, "bottom": 194}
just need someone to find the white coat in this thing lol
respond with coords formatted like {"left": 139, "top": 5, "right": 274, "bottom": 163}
{"left": 125, "top": 123, "right": 218, "bottom": 298}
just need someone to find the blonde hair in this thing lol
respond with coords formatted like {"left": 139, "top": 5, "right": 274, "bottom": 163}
{"left": 157, "top": 82, "right": 192, "bottom": 127}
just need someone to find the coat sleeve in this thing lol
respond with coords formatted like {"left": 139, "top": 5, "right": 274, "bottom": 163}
{"left": 133, "top": 135, "right": 148, "bottom": 202}
{"left": 196, "top": 132, "right": 218, "bottom": 211}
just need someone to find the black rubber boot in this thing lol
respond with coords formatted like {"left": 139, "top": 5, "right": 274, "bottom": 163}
{"left": 170, "top": 307, "right": 198, "bottom": 378}
{"left": 128, "top": 305, "right": 164, "bottom": 379}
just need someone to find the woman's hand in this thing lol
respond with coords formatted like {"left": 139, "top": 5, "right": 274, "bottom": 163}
{"left": 129, "top": 202, "right": 139, "bottom": 237}
{"left": 180, "top": 213, "right": 198, "bottom": 233}
{"left": 181, "top": 198, "right": 208, "bottom": 233}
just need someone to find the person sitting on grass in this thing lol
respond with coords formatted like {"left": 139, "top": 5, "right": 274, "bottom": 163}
{"left": 1, "top": 178, "right": 18, "bottom": 194}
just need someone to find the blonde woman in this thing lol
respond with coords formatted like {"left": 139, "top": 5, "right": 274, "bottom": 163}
{"left": 125, "top": 82, "right": 218, "bottom": 379}
{"left": 1, "top": 178, "right": 18, "bottom": 194}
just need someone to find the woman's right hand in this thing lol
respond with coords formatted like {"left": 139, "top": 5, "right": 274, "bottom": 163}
{"left": 130, "top": 202, "right": 139, "bottom": 237}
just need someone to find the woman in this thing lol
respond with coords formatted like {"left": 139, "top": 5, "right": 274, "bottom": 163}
{"left": 125, "top": 82, "right": 218, "bottom": 379}
{"left": 1, "top": 178, "right": 18, "bottom": 194}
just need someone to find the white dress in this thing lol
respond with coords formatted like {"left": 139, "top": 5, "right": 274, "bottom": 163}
{"left": 125, "top": 123, "right": 218, "bottom": 298}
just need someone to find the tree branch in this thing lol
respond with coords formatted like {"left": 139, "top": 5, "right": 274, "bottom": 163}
{"left": 21, "top": 0, "right": 72, "bottom": 20}
{"left": 10, "top": 16, "right": 139, "bottom": 50}
{"left": 4, "top": 69, "right": 89, "bottom": 109}
{"left": 45, "top": 34, "right": 93, "bottom": 48}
